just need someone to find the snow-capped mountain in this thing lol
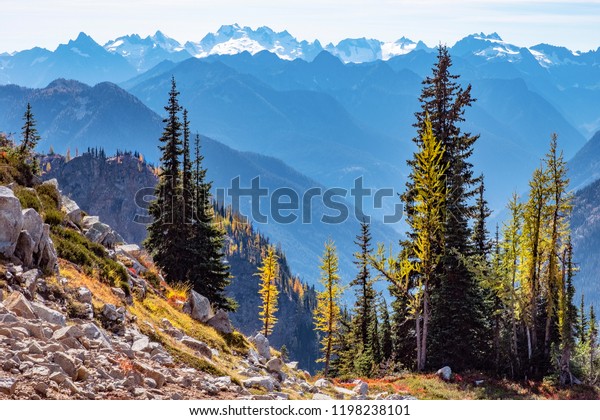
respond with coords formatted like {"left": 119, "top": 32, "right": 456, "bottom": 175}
{"left": 326, "top": 36, "right": 425, "bottom": 63}
{"left": 104, "top": 31, "right": 191, "bottom": 72}
{"left": 184, "top": 24, "right": 323, "bottom": 61}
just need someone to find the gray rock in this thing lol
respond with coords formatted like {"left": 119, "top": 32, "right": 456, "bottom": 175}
{"left": 133, "top": 361, "right": 165, "bottom": 388}
{"left": 52, "top": 325, "right": 83, "bottom": 341}
{"left": 206, "top": 309, "right": 233, "bottom": 334}
{"left": 111, "top": 287, "right": 127, "bottom": 301}
{"left": 82, "top": 216, "right": 99, "bottom": 230}
{"left": 242, "top": 376, "right": 278, "bottom": 392}
{"left": 131, "top": 336, "right": 151, "bottom": 352}
{"left": 180, "top": 336, "right": 212, "bottom": 358}
{"left": 252, "top": 333, "right": 271, "bottom": 360}
{"left": 286, "top": 361, "right": 299, "bottom": 370}
{"left": 266, "top": 357, "right": 284, "bottom": 373}
{"left": 0, "top": 186, "right": 24, "bottom": 258}
{"left": 31, "top": 302, "right": 66, "bottom": 326}
{"left": 313, "top": 393, "right": 333, "bottom": 400}
{"left": 436, "top": 366, "right": 452, "bottom": 381}
{"left": 84, "top": 222, "right": 112, "bottom": 244}
{"left": 21, "top": 208, "right": 44, "bottom": 252}
{"left": 76, "top": 287, "right": 92, "bottom": 304}
{"left": 61, "top": 196, "right": 83, "bottom": 225}
{"left": 53, "top": 352, "right": 78, "bottom": 379}
{"left": 314, "top": 378, "right": 332, "bottom": 388}
{"left": 14, "top": 231, "right": 35, "bottom": 267}
{"left": 352, "top": 380, "right": 368, "bottom": 396}
{"left": 19, "top": 269, "right": 40, "bottom": 294}
{"left": 182, "top": 291, "right": 213, "bottom": 322}
{"left": 3, "top": 291, "right": 37, "bottom": 319}
{"left": 37, "top": 224, "right": 58, "bottom": 273}
{"left": 0, "top": 377, "right": 17, "bottom": 395}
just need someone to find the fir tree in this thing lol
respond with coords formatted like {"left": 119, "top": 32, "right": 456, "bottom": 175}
{"left": 257, "top": 246, "right": 279, "bottom": 337}
{"left": 314, "top": 240, "right": 343, "bottom": 376}
{"left": 558, "top": 240, "right": 577, "bottom": 385}
{"left": 187, "top": 133, "right": 235, "bottom": 311}
{"left": 578, "top": 295, "right": 588, "bottom": 345}
{"left": 589, "top": 305, "right": 598, "bottom": 380}
{"left": 144, "top": 77, "right": 186, "bottom": 282}
{"left": 19, "top": 102, "right": 41, "bottom": 180}
{"left": 350, "top": 221, "right": 376, "bottom": 353}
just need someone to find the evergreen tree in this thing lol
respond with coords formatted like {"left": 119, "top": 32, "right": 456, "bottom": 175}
{"left": 350, "top": 221, "right": 376, "bottom": 355}
{"left": 589, "top": 305, "right": 598, "bottom": 380}
{"left": 19, "top": 102, "right": 41, "bottom": 180}
{"left": 472, "top": 176, "right": 492, "bottom": 257}
{"left": 187, "top": 132, "right": 234, "bottom": 311}
{"left": 369, "top": 304, "right": 382, "bottom": 368}
{"left": 329, "top": 307, "right": 353, "bottom": 377}
{"left": 257, "top": 246, "right": 279, "bottom": 337}
{"left": 379, "top": 295, "right": 393, "bottom": 362}
{"left": 578, "top": 295, "right": 588, "bottom": 345}
{"left": 314, "top": 240, "right": 343, "bottom": 376}
{"left": 404, "top": 45, "right": 487, "bottom": 370}
{"left": 144, "top": 77, "right": 186, "bottom": 282}
{"left": 558, "top": 240, "right": 577, "bottom": 385}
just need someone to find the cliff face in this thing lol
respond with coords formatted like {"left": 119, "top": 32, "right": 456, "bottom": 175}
{"left": 44, "top": 152, "right": 156, "bottom": 245}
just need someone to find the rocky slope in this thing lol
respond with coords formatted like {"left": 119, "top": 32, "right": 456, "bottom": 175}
{"left": 1, "top": 180, "right": 407, "bottom": 400}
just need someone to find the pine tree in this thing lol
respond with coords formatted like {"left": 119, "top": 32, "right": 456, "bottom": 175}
{"left": 350, "top": 221, "right": 376, "bottom": 355}
{"left": 257, "top": 246, "right": 279, "bottom": 337}
{"left": 144, "top": 77, "right": 186, "bottom": 283}
{"left": 329, "top": 307, "right": 353, "bottom": 377}
{"left": 314, "top": 240, "right": 343, "bottom": 376}
{"left": 186, "top": 133, "right": 235, "bottom": 311}
{"left": 558, "top": 240, "right": 577, "bottom": 385}
{"left": 589, "top": 305, "right": 598, "bottom": 380}
{"left": 19, "top": 102, "right": 41, "bottom": 180}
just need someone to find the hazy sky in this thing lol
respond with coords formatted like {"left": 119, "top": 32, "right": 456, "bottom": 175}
{"left": 1, "top": 0, "right": 599, "bottom": 52}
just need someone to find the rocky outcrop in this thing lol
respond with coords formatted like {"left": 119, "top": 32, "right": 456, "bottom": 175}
{"left": 183, "top": 291, "right": 214, "bottom": 323}
{"left": 82, "top": 216, "right": 124, "bottom": 249}
{"left": 0, "top": 187, "right": 57, "bottom": 273}
{"left": 0, "top": 187, "right": 24, "bottom": 258}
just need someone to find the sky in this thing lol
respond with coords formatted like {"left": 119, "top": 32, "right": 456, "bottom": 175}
{"left": 1, "top": 0, "right": 599, "bottom": 52}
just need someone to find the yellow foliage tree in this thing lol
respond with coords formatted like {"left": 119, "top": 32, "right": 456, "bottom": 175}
{"left": 314, "top": 239, "right": 343, "bottom": 376}
{"left": 257, "top": 246, "right": 279, "bottom": 337}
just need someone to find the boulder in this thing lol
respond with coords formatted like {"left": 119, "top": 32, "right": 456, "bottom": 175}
{"left": 21, "top": 208, "right": 44, "bottom": 252}
{"left": 352, "top": 380, "right": 369, "bottom": 396}
{"left": 182, "top": 291, "right": 213, "bottom": 322}
{"left": 82, "top": 216, "right": 99, "bottom": 230}
{"left": 76, "top": 287, "right": 93, "bottom": 304}
{"left": 19, "top": 269, "right": 40, "bottom": 295}
{"left": 206, "top": 310, "right": 233, "bottom": 334}
{"left": 37, "top": 224, "right": 58, "bottom": 273}
{"left": 79, "top": 322, "right": 112, "bottom": 349}
{"left": 266, "top": 357, "right": 284, "bottom": 373}
{"left": 314, "top": 378, "right": 332, "bottom": 388}
{"left": 61, "top": 195, "right": 83, "bottom": 225}
{"left": 131, "top": 336, "right": 151, "bottom": 352}
{"left": 53, "top": 352, "right": 78, "bottom": 379}
{"left": 312, "top": 393, "right": 333, "bottom": 400}
{"left": 243, "top": 376, "right": 278, "bottom": 392}
{"left": 0, "top": 186, "right": 24, "bottom": 257}
{"left": 3, "top": 291, "right": 37, "bottom": 319}
{"left": 132, "top": 361, "right": 165, "bottom": 388}
{"left": 14, "top": 231, "right": 35, "bottom": 267}
{"left": 52, "top": 325, "right": 83, "bottom": 341}
{"left": 252, "top": 333, "right": 271, "bottom": 360}
{"left": 31, "top": 302, "right": 66, "bottom": 326}
{"left": 436, "top": 366, "right": 452, "bottom": 381}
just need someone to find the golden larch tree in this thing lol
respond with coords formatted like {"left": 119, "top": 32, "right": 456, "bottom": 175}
{"left": 257, "top": 246, "right": 279, "bottom": 337}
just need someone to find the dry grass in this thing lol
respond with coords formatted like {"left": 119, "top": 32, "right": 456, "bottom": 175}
{"left": 165, "top": 282, "right": 191, "bottom": 309}
{"left": 59, "top": 260, "right": 121, "bottom": 307}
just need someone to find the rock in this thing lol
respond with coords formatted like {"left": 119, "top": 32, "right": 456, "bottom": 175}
{"left": 144, "top": 377, "right": 158, "bottom": 389}
{"left": 37, "top": 225, "right": 58, "bottom": 272}
{"left": 242, "top": 376, "right": 278, "bottom": 392}
{"left": 206, "top": 310, "right": 233, "bottom": 334}
{"left": 76, "top": 366, "right": 90, "bottom": 381}
{"left": 266, "top": 357, "right": 284, "bottom": 373}
{"left": 180, "top": 337, "right": 212, "bottom": 358}
{"left": 252, "top": 333, "right": 271, "bottom": 360}
{"left": 386, "top": 394, "right": 418, "bottom": 400}
{"left": 14, "top": 231, "right": 35, "bottom": 267}
{"left": 286, "top": 361, "right": 299, "bottom": 370}
{"left": 182, "top": 291, "right": 213, "bottom": 322}
{"left": 100, "top": 304, "right": 125, "bottom": 333}
{"left": 0, "top": 377, "right": 17, "bottom": 395}
{"left": 85, "top": 222, "right": 112, "bottom": 244}
{"left": 247, "top": 348, "right": 261, "bottom": 365}
{"left": 19, "top": 269, "right": 40, "bottom": 294}
{"left": 132, "top": 361, "right": 165, "bottom": 388}
{"left": 436, "top": 366, "right": 452, "bottom": 381}
{"left": 131, "top": 336, "right": 151, "bottom": 352}
{"left": 61, "top": 196, "right": 83, "bottom": 225}
{"left": 76, "top": 287, "right": 92, "bottom": 304}
{"left": 0, "top": 186, "right": 24, "bottom": 258}
{"left": 52, "top": 325, "right": 83, "bottom": 341}
{"left": 3, "top": 291, "right": 37, "bottom": 319}
{"left": 21, "top": 209, "right": 44, "bottom": 252}
{"left": 53, "top": 352, "right": 78, "bottom": 379}
{"left": 313, "top": 393, "right": 333, "bottom": 400}
{"left": 314, "top": 378, "right": 332, "bottom": 388}
{"left": 352, "top": 380, "right": 368, "bottom": 396}
{"left": 34, "top": 382, "right": 48, "bottom": 396}
{"left": 111, "top": 287, "right": 127, "bottom": 301}
{"left": 31, "top": 302, "right": 66, "bottom": 326}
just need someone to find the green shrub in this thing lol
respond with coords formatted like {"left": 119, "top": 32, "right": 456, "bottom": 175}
{"left": 14, "top": 186, "right": 42, "bottom": 212}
